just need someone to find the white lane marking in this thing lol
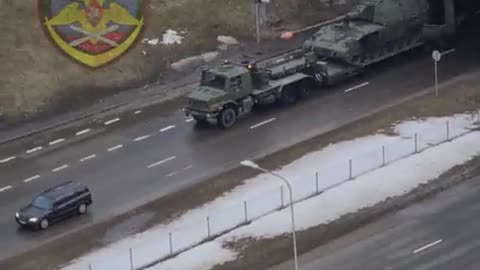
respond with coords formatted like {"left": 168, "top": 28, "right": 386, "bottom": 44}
{"left": 133, "top": 135, "right": 151, "bottom": 142}
{"left": 147, "top": 156, "right": 176, "bottom": 168}
{"left": 134, "top": 110, "right": 142, "bottom": 115}
{"left": 49, "top": 138, "right": 65, "bottom": 145}
{"left": 160, "top": 125, "right": 176, "bottom": 132}
{"left": 52, "top": 164, "right": 69, "bottom": 172}
{"left": 185, "top": 118, "right": 194, "bottom": 123}
{"left": 0, "top": 185, "right": 12, "bottom": 193}
{"left": 24, "top": 175, "right": 40, "bottom": 183}
{"left": 183, "top": 165, "right": 193, "bottom": 170}
{"left": 250, "top": 118, "right": 276, "bottom": 129}
{"left": 107, "top": 144, "right": 123, "bottom": 152}
{"left": 104, "top": 118, "right": 120, "bottom": 125}
{"left": 80, "top": 154, "right": 96, "bottom": 162}
{"left": 413, "top": 239, "right": 443, "bottom": 254}
{"left": 0, "top": 156, "right": 16, "bottom": 163}
{"left": 76, "top": 128, "right": 91, "bottom": 136}
{"left": 26, "top": 146, "right": 43, "bottom": 154}
{"left": 344, "top": 82, "right": 369, "bottom": 93}
{"left": 166, "top": 171, "right": 177, "bottom": 177}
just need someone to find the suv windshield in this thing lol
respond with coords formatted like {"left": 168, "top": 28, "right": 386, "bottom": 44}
{"left": 201, "top": 71, "right": 226, "bottom": 90}
{"left": 32, "top": 195, "right": 53, "bottom": 210}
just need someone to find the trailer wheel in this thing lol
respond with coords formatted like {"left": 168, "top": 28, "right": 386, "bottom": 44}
{"left": 279, "top": 87, "right": 297, "bottom": 106}
{"left": 217, "top": 107, "right": 237, "bottom": 129}
{"left": 298, "top": 80, "right": 314, "bottom": 99}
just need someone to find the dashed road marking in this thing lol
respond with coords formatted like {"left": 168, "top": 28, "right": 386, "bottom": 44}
{"left": 134, "top": 110, "right": 142, "bottom": 115}
{"left": 133, "top": 135, "right": 151, "bottom": 142}
{"left": 183, "top": 165, "right": 193, "bottom": 170}
{"left": 49, "top": 138, "right": 65, "bottom": 145}
{"left": 185, "top": 118, "right": 194, "bottom": 123}
{"left": 0, "top": 185, "right": 12, "bottom": 193}
{"left": 160, "top": 125, "right": 176, "bottom": 132}
{"left": 80, "top": 154, "right": 97, "bottom": 162}
{"left": 24, "top": 175, "right": 40, "bottom": 183}
{"left": 344, "top": 82, "right": 369, "bottom": 93}
{"left": 0, "top": 156, "right": 16, "bottom": 163}
{"left": 107, "top": 144, "right": 123, "bottom": 152}
{"left": 413, "top": 239, "right": 443, "bottom": 254}
{"left": 104, "top": 118, "right": 120, "bottom": 125}
{"left": 52, "top": 164, "right": 69, "bottom": 172}
{"left": 26, "top": 146, "right": 43, "bottom": 154}
{"left": 166, "top": 171, "right": 177, "bottom": 177}
{"left": 147, "top": 156, "right": 176, "bottom": 168}
{"left": 76, "top": 129, "right": 91, "bottom": 136}
{"left": 250, "top": 118, "right": 276, "bottom": 129}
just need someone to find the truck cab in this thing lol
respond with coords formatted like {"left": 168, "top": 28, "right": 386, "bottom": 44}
{"left": 184, "top": 61, "right": 258, "bottom": 128}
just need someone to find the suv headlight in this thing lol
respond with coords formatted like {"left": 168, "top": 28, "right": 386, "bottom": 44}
{"left": 29, "top": 217, "right": 38, "bottom": 222}
{"left": 15, "top": 212, "right": 19, "bottom": 218}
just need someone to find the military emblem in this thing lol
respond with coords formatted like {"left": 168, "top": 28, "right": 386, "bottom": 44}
{"left": 38, "top": 0, "right": 145, "bottom": 68}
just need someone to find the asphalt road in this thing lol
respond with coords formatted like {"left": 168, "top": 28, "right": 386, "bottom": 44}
{"left": 0, "top": 41, "right": 479, "bottom": 261}
{"left": 267, "top": 175, "right": 480, "bottom": 270}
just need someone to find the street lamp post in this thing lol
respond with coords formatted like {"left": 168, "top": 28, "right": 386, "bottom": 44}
{"left": 240, "top": 160, "right": 299, "bottom": 270}
{"left": 254, "top": 0, "right": 270, "bottom": 43}
{"left": 432, "top": 48, "right": 455, "bottom": 98}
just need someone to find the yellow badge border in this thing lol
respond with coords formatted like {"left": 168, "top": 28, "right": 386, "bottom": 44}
{"left": 45, "top": 17, "right": 144, "bottom": 68}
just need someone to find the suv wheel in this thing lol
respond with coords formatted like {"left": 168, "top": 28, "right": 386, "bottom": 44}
{"left": 39, "top": 218, "right": 49, "bottom": 230}
{"left": 78, "top": 203, "right": 87, "bottom": 214}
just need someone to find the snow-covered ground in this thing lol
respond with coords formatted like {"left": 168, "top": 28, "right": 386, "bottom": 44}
{"left": 60, "top": 113, "right": 480, "bottom": 270}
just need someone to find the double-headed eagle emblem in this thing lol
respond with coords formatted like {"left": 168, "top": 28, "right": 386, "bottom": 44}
{"left": 39, "top": 0, "right": 145, "bottom": 67}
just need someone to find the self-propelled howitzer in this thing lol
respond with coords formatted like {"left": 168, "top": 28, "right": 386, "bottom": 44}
{"left": 300, "top": 0, "right": 443, "bottom": 86}
{"left": 183, "top": 0, "right": 461, "bottom": 129}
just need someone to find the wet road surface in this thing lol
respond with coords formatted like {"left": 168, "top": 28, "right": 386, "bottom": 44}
{"left": 267, "top": 176, "right": 480, "bottom": 270}
{"left": 0, "top": 42, "right": 479, "bottom": 260}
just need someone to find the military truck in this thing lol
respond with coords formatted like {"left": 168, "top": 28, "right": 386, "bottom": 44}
{"left": 184, "top": 0, "right": 461, "bottom": 129}
{"left": 183, "top": 56, "right": 316, "bottom": 129}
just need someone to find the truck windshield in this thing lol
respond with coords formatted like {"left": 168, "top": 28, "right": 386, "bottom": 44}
{"left": 201, "top": 71, "right": 226, "bottom": 90}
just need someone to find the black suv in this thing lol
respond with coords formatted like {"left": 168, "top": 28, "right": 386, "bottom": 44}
{"left": 15, "top": 181, "right": 92, "bottom": 230}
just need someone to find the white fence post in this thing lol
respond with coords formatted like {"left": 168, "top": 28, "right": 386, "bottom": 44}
{"left": 348, "top": 159, "right": 353, "bottom": 180}
{"left": 280, "top": 186, "right": 284, "bottom": 208}
{"left": 206, "top": 216, "right": 211, "bottom": 238}
{"left": 446, "top": 120, "right": 450, "bottom": 141}
{"left": 169, "top": 232, "right": 173, "bottom": 255}
{"left": 382, "top": 145, "right": 386, "bottom": 166}
{"left": 414, "top": 133, "right": 418, "bottom": 153}
{"left": 244, "top": 201, "right": 248, "bottom": 223}
{"left": 129, "top": 248, "right": 134, "bottom": 270}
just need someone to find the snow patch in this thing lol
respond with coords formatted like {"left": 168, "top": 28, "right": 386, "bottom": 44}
{"left": 171, "top": 52, "right": 219, "bottom": 71}
{"left": 142, "top": 29, "right": 185, "bottom": 46}
{"left": 59, "top": 113, "right": 480, "bottom": 270}
{"left": 217, "top": 35, "right": 239, "bottom": 45}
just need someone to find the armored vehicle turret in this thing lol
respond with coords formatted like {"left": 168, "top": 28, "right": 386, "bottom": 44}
{"left": 302, "top": 0, "right": 430, "bottom": 68}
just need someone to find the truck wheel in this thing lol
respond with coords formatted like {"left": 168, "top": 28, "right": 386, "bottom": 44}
{"left": 279, "top": 87, "right": 297, "bottom": 106}
{"left": 217, "top": 107, "right": 237, "bottom": 129}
